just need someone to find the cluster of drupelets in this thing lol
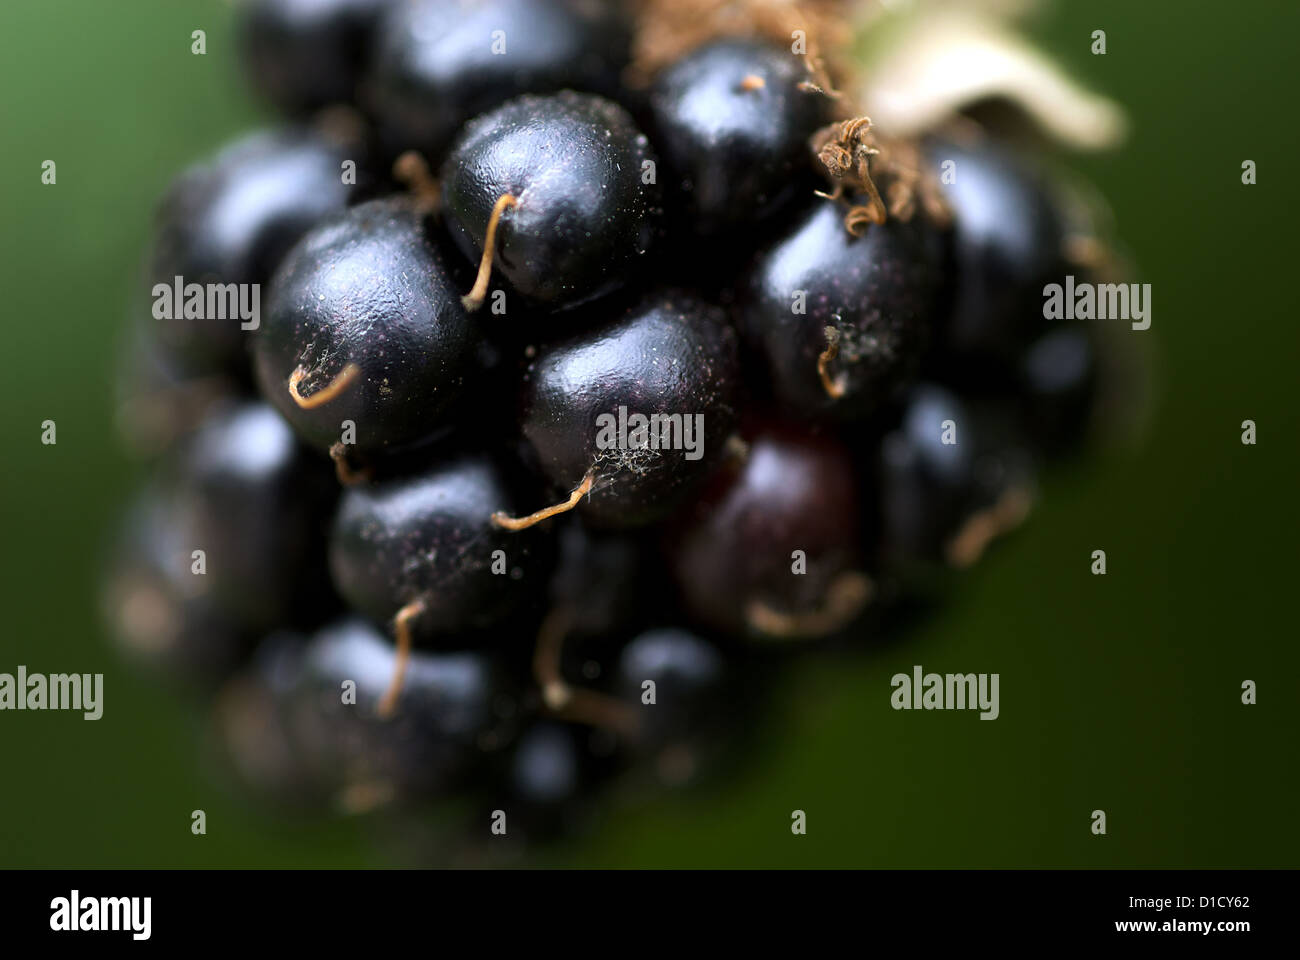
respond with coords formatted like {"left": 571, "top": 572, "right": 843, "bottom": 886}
{"left": 105, "top": 0, "right": 1125, "bottom": 853}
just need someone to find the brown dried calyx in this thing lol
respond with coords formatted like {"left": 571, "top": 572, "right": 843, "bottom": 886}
{"left": 627, "top": 0, "right": 851, "bottom": 94}
{"left": 811, "top": 116, "right": 951, "bottom": 236}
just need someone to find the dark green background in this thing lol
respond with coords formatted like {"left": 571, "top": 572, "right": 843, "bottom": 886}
{"left": 1, "top": 0, "right": 1296, "bottom": 868}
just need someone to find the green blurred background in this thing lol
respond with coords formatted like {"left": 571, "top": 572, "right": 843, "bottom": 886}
{"left": 1, "top": 0, "right": 1296, "bottom": 868}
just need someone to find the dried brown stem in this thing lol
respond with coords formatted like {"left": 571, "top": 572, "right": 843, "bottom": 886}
{"left": 817, "top": 326, "right": 846, "bottom": 399}
{"left": 745, "top": 570, "right": 873, "bottom": 639}
{"left": 329, "top": 442, "right": 371, "bottom": 486}
{"left": 945, "top": 487, "right": 1034, "bottom": 570}
{"left": 376, "top": 598, "right": 426, "bottom": 719}
{"left": 392, "top": 150, "right": 440, "bottom": 213}
{"left": 491, "top": 471, "right": 594, "bottom": 531}
{"left": 288, "top": 362, "right": 360, "bottom": 410}
{"left": 461, "top": 192, "right": 518, "bottom": 312}
{"left": 532, "top": 605, "right": 640, "bottom": 738}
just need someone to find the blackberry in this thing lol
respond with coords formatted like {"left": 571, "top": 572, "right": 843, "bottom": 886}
{"left": 149, "top": 126, "right": 363, "bottom": 374}
{"left": 647, "top": 38, "right": 830, "bottom": 235}
{"left": 286, "top": 618, "right": 516, "bottom": 807}
{"left": 440, "top": 91, "right": 661, "bottom": 313}
{"left": 327, "top": 453, "right": 552, "bottom": 712}
{"left": 496, "top": 720, "right": 611, "bottom": 840}
{"left": 614, "top": 628, "right": 726, "bottom": 751}
{"left": 924, "top": 136, "right": 1069, "bottom": 364}
{"left": 251, "top": 197, "right": 483, "bottom": 458}
{"left": 742, "top": 195, "right": 945, "bottom": 421}
{"left": 666, "top": 424, "right": 870, "bottom": 641}
{"left": 106, "top": 0, "right": 1132, "bottom": 854}
{"left": 236, "top": 0, "right": 394, "bottom": 115}
{"left": 367, "top": 0, "right": 631, "bottom": 162}
{"left": 1018, "top": 325, "right": 1098, "bottom": 454}
{"left": 171, "top": 402, "right": 339, "bottom": 633}
{"left": 512, "top": 291, "right": 740, "bottom": 530}
{"left": 876, "top": 384, "right": 1037, "bottom": 586}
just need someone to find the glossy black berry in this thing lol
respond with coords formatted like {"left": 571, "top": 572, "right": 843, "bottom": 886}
{"left": 647, "top": 38, "right": 829, "bottom": 234}
{"left": 517, "top": 291, "right": 740, "bottom": 529}
{"left": 496, "top": 720, "right": 614, "bottom": 839}
{"left": 667, "top": 424, "right": 869, "bottom": 640}
{"left": 742, "top": 197, "right": 944, "bottom": 420}
{"left": 328, "top": 453, "right": 551, "bottom": 643}
{"left": 441, "top": 91, "right": 660, "bottom": 311}
{"left": 1017, "top": 325, "right": 1098, "bottom": 454}
{"left": 876, "top": 384, "right": 1036, "bottom": 584}
{"left": 171, "top": 401, "right": 339, "bottom": 632}
{"left": 286, "top": 617, "right": 515, "bottom": 803}
{"left": 925, "top": 137, "right": 1068, "bottom": 360}
{"left": 149, "top": 126, "right": 360, "bottom": 374}
{"left": 236, "top": 0, "right": 394, "bottom": 114}
{"left": 252, "top": 197, "right": 482, "bottom": 456}
{"left": 615, "top": 628, "right": 727, "bottom": 758}
{"left": 367, "top": 0, "right": 630, "bottom": 161}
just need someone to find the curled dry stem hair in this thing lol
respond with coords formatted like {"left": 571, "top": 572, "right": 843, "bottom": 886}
{"left": 811, "top": 116, "right": 951, "bottom": 236}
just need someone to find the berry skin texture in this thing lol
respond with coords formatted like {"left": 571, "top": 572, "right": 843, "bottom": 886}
{"left": 287, "top": 618, "right": 512, "bottom": 802}
{"left": 328, "top": 454, "right": 550, "bottom": 643}
{"left": 876, "top": 384, "right": 1037, "bottom": 585}
{"left": 666, "top": 425, "right": 867, "bottom": 640}
{"left": 236, "top": 0, "right": 394, "bottom": 115}
{"left": 742, "top": 197, "right": 944, "bottom": 420}
{"left": 252, "top": 197, "right": 481, "bottom": 457}
{"left": 925, "top": 137, "right": 1069, "bottom": 360}
{"left": 367, "top": 0, "right": 630, "bottom": 161}
{"left": 519, "top": 292, "right": 741, "bottom": 529}
{"left": 441, "top": 91, "right": 661, "bottom": 311}
{"left": 615, "top": 628, "right": 727, "bottom": 755}
{"left": 1019, "top": 325, "right": 1097, "bottom": 454}
{"left": 172, "top": 402, "right": 339, "bottom": 633}
{"left": 150, "top": 127, "right": 359, "bottom": 374}
{"left": 648, "top": 38, "right": 829, "bottom": 235}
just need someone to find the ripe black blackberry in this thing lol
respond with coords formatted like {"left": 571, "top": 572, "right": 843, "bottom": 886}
{"left": 285, "top": 618, "right": 519, "bottom": 808}
{"left": 252, "top": 196, "right": 484, "bottom": 459}
{"left": 109, "top": 0, "right": 1129, "bottom": 854}
{"left": 923, "top": 136, "right": 1071, "bottom": 365}
{"left": 171, "top": 402, "right": 339, "bottom": 633}
{"left": 513, "top": 291, "right": 741, "bottom": 529}
{"left": 441, "top": 91, "right": 662, "bottom": 312}
{"left": 742, "top": 196, "right": 946, "bottom": 420}
{"left": 647, "top": 38, "right": 830, "bottom": 235}
{"left": 366, "top": 0, "right": 631, "bottom": 162}
{"left": 875, "top": 384, "right": 1037, "bottom": 588}
{"left": 666, "top": 423, "right": 871, "bottom": 641}
{"left": 148, "top": 125, "right": 364, "bottom": 375}
{"left": 327, "top": 452, "right": 553, "bottom": 714}
{"left": 236, "top": 0, "right": 395, "bottom": 115}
